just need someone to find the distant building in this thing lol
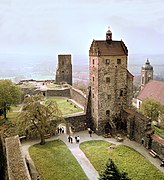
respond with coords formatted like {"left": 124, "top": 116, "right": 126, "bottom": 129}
{"left": 55, "top": 54, "right": 72, "bottom": 85}
{"left": 136, "top": 80, "right": 164, "bottom": 108}
{"left": 88, "top": 28, "right": 133, "bottom": 134}
{"left": 141, "top": 59, "right": 153, "bottom": 89}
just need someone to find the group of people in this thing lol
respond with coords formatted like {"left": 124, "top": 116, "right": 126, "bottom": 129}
{"left": 57, "top": 127, "right": 64, "bottom": 134}
{"left": 68, "top": 135, "right": 80, "bottom": 143}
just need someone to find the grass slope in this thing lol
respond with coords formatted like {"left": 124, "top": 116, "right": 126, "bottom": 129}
{"left": 46, "top": 97, "right": 83, "bottom": 115}
{"left": 29, "top": 140, "right": 88, "bottom": 180}
{"left": 80, "top": 140, "right": 164, "bottom": 180}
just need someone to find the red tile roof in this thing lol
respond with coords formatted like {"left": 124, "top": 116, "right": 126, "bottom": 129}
{"left": 137, "top": 80, "right": 164, "bottom": 106}
{"left": 89, "top": 40, "right": 128, "bottom": 56}
{"left": 153, "top": 134, "right": 164, "bottom": 145}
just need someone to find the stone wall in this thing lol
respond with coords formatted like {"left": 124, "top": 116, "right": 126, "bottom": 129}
{"left": 5, "top": 136, "right": 31, "bottom": 180}
{"left": 46, "top": 88, "right": 71, "bottom": 97}
{"left": 0, "top": 135, "right": 6, "bottom": 180}
{"left": 64, "top": 113, "right": 87, "bottom": 132}
{"left": 124, "top": 109, "right": 150, "bottom": 143}
{"left": 70, "top": 87, "right": 86, "bottom": 107}
{"left": 151, "top": 140, "right": 164, "bottom": 159}
{"left": 124, "top": 109, "right": 163, "bottom": 157}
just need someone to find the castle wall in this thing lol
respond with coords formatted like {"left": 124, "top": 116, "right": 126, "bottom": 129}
{"left": 65, "top": 113, "right": 87, "bottom": 132}
{"left": 125, "top": 110, "right": 150, "bottom": 142}
{"left": 46, "top": 88, "right": 71, "bottom": 98}
{"left": 5, "top": 136, "right": 31, "bottom": 180}
{"left": 70, "top": 87, "right": 86, "bottom": 108}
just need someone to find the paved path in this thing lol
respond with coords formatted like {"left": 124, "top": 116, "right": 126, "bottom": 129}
{"left": 21, "top": 131, "right": 164, "bottom": 180}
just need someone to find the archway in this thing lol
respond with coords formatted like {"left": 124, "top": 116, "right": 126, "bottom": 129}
{"left": 57, "top": 123, "right": 67, "bottom": 134}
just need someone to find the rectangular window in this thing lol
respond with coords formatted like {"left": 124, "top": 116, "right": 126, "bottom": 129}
{"left": 117, "top": 59, "right": 121, "bottom": 64}
{"left": 106, "top": 77, "right": 110, "bottom": 83}
{"left": 107, "top": 95, "right": 111, "bottom": 100}
{"left": 106, "top": 59, "right": 110, "bottom": 65}
{"left": 93, "top": 77, "right": 94, "bottom": 82}
{"left": 93, "top": 59, "right": 95, "bottom": 65}
{"left": 120, "top": 90, "right": 123, "bottom": 96}
{"left": 93, "top": 94, "right": 94, "bottom": 98}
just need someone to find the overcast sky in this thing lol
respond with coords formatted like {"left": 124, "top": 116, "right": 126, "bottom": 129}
{"left": 0, "top": 0, "right": 164, "bottom": 57}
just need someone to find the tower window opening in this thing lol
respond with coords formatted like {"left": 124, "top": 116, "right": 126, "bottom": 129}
{"left": 93, "top": 77, "right": 94, "bottom": 82}
{"left": 93, "top": 94, "right": 94, "bottom": 98}
{"left": 62, "top": 60, "right": 64, "bottom": 65}
{"left": 62, "top": 71, "right": 64, "bottom": 73}
{"left": 106, "top": 59, "right": 110, "bottom": 65}
{"left": 148, "top": 76, "right": 151, "bottom": 82}
{"left": 120, "top": 90, "right": 123, "bottom": 97}
{"left": 93, "top": 59, "right": 95, "bottom": 65}
{"left": 142, "top": 76, "right": 144, "bottom": 84}
{"left": 106, "top": 77, "right": 110, "bottom": 83}
{"left": 117, "top": 59, "right": 121, "bottom": 64}
{"left": 107, "top": 95, "right": 111, "bottom": 100}
{"left": 106, "top": 110, "right": 110, "bottom": 116}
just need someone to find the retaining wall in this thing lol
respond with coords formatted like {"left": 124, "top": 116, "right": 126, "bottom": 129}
{"left": 5, "top": 136, "right": 31, "bottom": 180}
{"left": 70, "top": 87, "right": 86, "bottom": 107}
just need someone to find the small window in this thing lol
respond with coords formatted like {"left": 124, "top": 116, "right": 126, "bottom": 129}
{"left": 120, "top": 90, "right": 123, "bottom": 96}
{"left": 106, "top": 110, "right": 110, "bottom": 116}
{"left": 117, "top": 59, "right": 121, "bottom": 64}
{"left": 93, "top": 94, "right": 94, "bottom": 98}
{"left": 106, "top": 77, "right": 110, "bottom": 83}
{"left": 62, "top": 60, "right": 64, "bottom": 65}
{"left": 93, "top": 59, "right": 95, "bottom": 65}
{"left": 93, "top": 77, "right": 94, "bottom": 82}
{"left": 106, "top": 59, "right": 110, "bottom": 65}
{"left": 107, "top": 95, "right": 111, "bottom": 100}
{"left": 93, "top": 108, "right": 94, "bottom": 113}
{"left": 148, "top": 76, "right": 151, "bottom": 82}
{"left": 62, "top": 71, "right": 64, "bottom": 73}
{"left": 142, "top": 77, "right": 144, "bottom": 84}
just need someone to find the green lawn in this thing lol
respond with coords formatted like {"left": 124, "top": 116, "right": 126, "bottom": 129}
{"left": 47, "top": 84, "right": 63, "bottom": 88}
{"left": 29, "top": 140, "right": 88, "bottom": 180}
{"left": 46, "top": 97, "right": 83, "bottom": 115}
{"left": 80, "top": 140, "right": 164, "bottom": 180}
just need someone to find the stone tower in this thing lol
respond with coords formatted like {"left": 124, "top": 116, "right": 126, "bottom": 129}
{"left": 141, "top": 59, "right": 153, "bottom": 89}
{"left": 89, "top": 28, "right": 133, "bottom": 134}
{"left": 55, "top": 54, "right": 72, "bottom": 85}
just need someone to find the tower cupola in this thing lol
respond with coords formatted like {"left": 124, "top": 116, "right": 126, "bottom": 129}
{"left": 142, "top": 59, "right": 153, "bottom": 70}
{"left": 141, "top": 59, "right": 153, "bottom": 89}
{"left": 106, "top": 27, "right": 112, "bottom": 42}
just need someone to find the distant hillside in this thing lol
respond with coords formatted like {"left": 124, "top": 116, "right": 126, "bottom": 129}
{"left": 0, "top": 53, "right": 163, "bottom": 82}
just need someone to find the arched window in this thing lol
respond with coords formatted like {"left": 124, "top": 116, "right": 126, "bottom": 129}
{"left": 106, "top": 110, "right": 110, "bottom": 116}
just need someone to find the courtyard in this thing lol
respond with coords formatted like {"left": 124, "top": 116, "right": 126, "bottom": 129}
{"left": 22, "top": 131, "right": 164, "bottom": 180}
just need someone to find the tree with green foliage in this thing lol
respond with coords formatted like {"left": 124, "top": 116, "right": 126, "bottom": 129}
{"left": 18, "top": 94, "right": 63, "bottom": 145}
{"left": 0, "top": 80, "right": 21, "bottom": 119}
{"left": 99, "top": 159, "right": 130, "bottom": 180}
{"left": 140, "top": 98, "right": 162, "bottom": 121}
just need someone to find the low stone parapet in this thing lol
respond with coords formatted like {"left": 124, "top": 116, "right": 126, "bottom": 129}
{"left": 5, "top": 135, "right": 31, "bottom": 180}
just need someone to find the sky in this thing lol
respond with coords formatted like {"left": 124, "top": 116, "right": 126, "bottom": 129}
{"left": 0, "top": 0, "right": 164, "bottom": 57}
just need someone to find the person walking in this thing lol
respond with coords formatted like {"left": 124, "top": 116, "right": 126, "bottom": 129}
{"left": 88, "top": 128, "right": 92, "bottom": 137}
{"left": 76, "top": 136, "right": 80, "bottom": 143}
{"left": 68, "top": 135, "right": 71, "bottom": 143}
{"left": 70, "top": 136, "right": 73, "bottom": 143}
